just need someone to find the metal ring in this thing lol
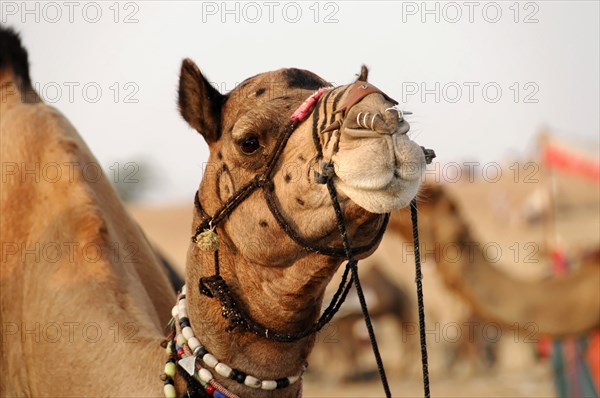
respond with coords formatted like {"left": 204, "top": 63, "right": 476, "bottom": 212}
{"left": 356, "top": 112, "right": 363, "bottom": 128}
{"left": 362, "top": 112, "right": 370, "bottom": 129}
{"left": 385, "top": 106, "right": 404, "bottom": 121}
{"left": 370, "top": 113, "right": 379, "bottom": 130}
{"left": 385, "top": 107, "right": 399, "bottom": 119}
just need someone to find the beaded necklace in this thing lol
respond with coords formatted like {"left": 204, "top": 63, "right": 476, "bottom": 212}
{"left": 161, "top": 285, "right": 304, "bottom": 398}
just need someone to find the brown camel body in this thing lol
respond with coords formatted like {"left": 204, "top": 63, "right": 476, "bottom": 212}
{"left": 0, "top": 45, "right": 174, "bottom": 396}
{"left": 390, "top": 184, "right": 600, "bottom": 337}
{"left": 1, "top": 27, "right": 426, "bottom": 397}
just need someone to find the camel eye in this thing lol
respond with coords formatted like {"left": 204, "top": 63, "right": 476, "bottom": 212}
{"left": 240, "top": 136, "right": 260, "bottom": 155}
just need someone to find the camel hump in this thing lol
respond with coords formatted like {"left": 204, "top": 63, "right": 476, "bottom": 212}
{"left": 0, "top": 25, "right": 31, "bottom": 89}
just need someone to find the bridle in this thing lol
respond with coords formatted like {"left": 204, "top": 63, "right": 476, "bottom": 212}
{"left": 190, "top": 81, "right": 435, "bottom": 397}
{"left": 193, "top": 81, "right": 401, "bottom": 253}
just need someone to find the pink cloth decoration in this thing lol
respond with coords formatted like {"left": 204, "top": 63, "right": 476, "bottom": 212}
{"left": 291, "top": 88, "right": 328, "bottom": 123}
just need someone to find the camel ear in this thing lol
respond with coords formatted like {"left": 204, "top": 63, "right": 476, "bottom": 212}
{"left": 178, "top": 58, "right": 225, "bottom": 143}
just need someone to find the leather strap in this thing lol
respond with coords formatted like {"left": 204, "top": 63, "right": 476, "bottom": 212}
{"left": 335, "top": 81, "right": 398, "bottom": 117}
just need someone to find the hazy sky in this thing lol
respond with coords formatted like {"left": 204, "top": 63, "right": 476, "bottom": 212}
{"left": 4, "top": 1, "right": 599, "bottom": 203}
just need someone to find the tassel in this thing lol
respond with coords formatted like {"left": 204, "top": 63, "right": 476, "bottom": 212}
{"left": 196, "top": 228, "right": 220, "bottom": 252}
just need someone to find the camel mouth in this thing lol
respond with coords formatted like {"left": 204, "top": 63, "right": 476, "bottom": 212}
{"left": 331, "top": 133, "right": 426, "bottom": 214}
{"left": 317, "top": 89, "right": 425, "bottom": 213}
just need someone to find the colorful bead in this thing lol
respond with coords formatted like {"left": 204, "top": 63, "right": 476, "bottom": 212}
{"left": 213, "top": 390, "right": 226, "bottom": 398}
{"left": 197, "top": 378, "right": 208, "bottom": 388}
{"left": 163, "top": 383, "right": 176, "bottom": 398}
{"left": 164, "top": 362, "right": 176, "bottom": 378}
{"left": 176, "top": 334, "right": 186, "bottom": 345}
{"left": 163, "top": 286, "right": 305, "bottom": 397}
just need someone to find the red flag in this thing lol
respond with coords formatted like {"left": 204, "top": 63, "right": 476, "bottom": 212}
{"left": 542, "top": 143, "right": 600, "bottom": 183}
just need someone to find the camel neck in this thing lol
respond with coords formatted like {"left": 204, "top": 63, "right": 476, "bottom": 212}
{"left": 184, "top": 243, "right": 340, "bottom": 398}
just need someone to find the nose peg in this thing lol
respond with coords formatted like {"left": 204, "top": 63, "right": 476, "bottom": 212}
{"left": 356, "top": 112, "right": 383, "bottom": 130}
{"left": 385, "top": 106, "right": 412, "bottom": 122}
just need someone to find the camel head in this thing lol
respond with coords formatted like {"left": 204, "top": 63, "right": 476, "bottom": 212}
{"left": 178, "top": 60, "right": 426, "bottom": 266}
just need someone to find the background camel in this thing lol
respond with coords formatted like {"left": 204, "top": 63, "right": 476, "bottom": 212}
{"left": 389, "top": 183, "right": 600, "bottom": 337}
{"left": 0, "top": 26, "right": 175, "bottom": 396}
{"left": 305, "top": 178, "right": 599, "bottom": 383}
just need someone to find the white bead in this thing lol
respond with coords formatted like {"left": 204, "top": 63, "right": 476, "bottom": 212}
{"left": 244, "top": 375, "right": 262, "bottom": 389}
{"left": 163, "top": 384, "right": 176, "bottom": 398}
{"left": 261, "top": 380, "right": 277, "bottom": 390}
{"left": 178, "top": 301, "right": 188, "bottom": 318}
{"left": 182, "top": 326, "right": 194, "bottom": 340}
{"left": 203, "top": 353, "right": 218, "bottom": 368}
{"left": 198, "top": 367, "right": 213, "bottom": 383}
{"left": 171, "top": 306, "right": 179, "bottom": 318}
{"left": 215, "top": 362, "right": 232, "bottom": 378}
{"left": 187, "top": 337, "right": 201, "bottom": 351}
{"left": 288, "top": 375, "right": 300, "bottom": 385}
{"left": 182, "top": 285, "right": 188, "bottom": 295}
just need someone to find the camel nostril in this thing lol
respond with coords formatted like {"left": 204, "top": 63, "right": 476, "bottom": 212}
{"left": 397, "top": 120, "right": 410, "bottom": 135}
